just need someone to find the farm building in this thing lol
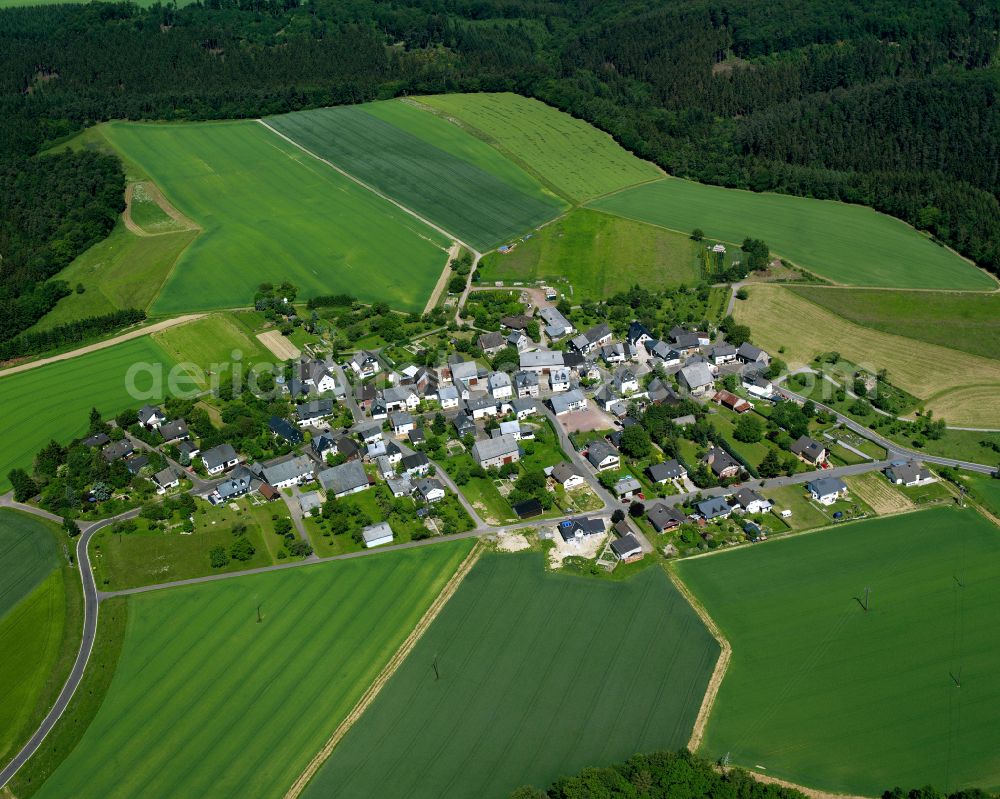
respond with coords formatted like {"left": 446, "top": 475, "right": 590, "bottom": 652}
{"left": 361, "top": 522, "right": 394, "bottom": 548}
{"left": 714, "top": 390, "right": 751, "bottom": 413}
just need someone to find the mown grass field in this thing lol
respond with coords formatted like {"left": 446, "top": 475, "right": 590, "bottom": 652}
{"left": 676, "top": 507, "right": 1000, "bottom": 796}
{"left": 788, "top": 287, "right": 1000, "bottom": 361}
{"left": 962, "top": 473, "right": 1000, "bottom": 517}
{"left": 34, "top": 222, "right": 198, "bottom": 330}
{"left": 97, "top": 120, "right": 450, "bottom": 314}
{"left": 419, "top": 93, "right": 661, "bottom": 202}
{"left": 590, "top": 177, "right": 996, "bottom": 290}
{"left": 34, "top": 541, "right": 474, "bottom": 799}
{"left": 0, "top": 511, "right": 80, "bottom": 766}
{"left": 477, "top": 209, "right": 699, "bottom": 300}
{"left": 733, "top": 284, "right": 1000, "bottom": 427}
{"left": 0, "top": 336, "right": 178, "bottom": 492}
{"left": 303, "top": 552, "right": 719, "bottom": 799}
{"left": 266, "top": 103, "right": 565, "bottom": 251}
{"left": 151, "top": 313, "right": 271, "bottom": 386}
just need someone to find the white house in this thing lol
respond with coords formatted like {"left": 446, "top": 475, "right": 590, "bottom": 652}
{"left": 488, "top": 371, "right": 513, "bottom": 401}
{"left": 361, "top": 521, "right": 394, "bottom": 548}
{"left": 202, "top": 444, "right": 240, "bottom": 476}
{"left": 152, "top": 467, "right": 179, "bottom": 494}
{"left": 678, "top": 362, "right": 715, "bottom": 395}
{"left": 437, "top": 385, "right": 460, "bottom": 409}
{"left": 807, "top": 477, "right": 848, "bottom": 506}
{"left": 389, "top": 411, "right": 415, "bottom": 436}
{"left": 613, "top": 367, "right": 639, "bottom": 395}
{"left": 732, "top": 487, "right": 772, "bottom": 515}
{"left": 549, "top": 367, "right": 571, "bottom": 393}
{"left": 383, "top": 386, "right": 419, "bottom": 413}
{"left": 884, "top": 461, "right": 936, "bottom": 487}
{"left": 549, "top": 389, "right": 587, "bottom": 416}
{"left": 261, "top": 455, "right": 315, "bottom": 490}
{"left": 472, "top": 434, "right": 520, "bottom": 469}
{"left": 514, "top": 371, "right": 539, "bottom": 398}
{"left": 549, "top": 462, "right": 586, "bottom": 490}
{"left": 414, "top": 478, "right": 446, "bottom": 503}
{"left": 349, "top": 350, "right": 381, "bottom": 378}
{"left": 586, "top": 439, "right": 620, "bottom": 472}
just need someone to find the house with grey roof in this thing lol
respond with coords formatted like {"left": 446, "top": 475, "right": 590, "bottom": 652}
{"left": 261, "top": 455, "right": 315, "bottom": 489}
{"left": 791, "top": 435, "right": 827, "bottom": 465}
{"left": 538, "top": 306, "right": 574, "bottom": 339}
{"left": 807, "top": 476, "right": 849, "bottom": 505}
{"left": 732, "top": 487, "right": 772, "bottom": 514}
{"left": 487, "top": 371, "right": 513, "bottom": 400}
{"left": 611, "top": 531, "right": 644, "bottom": 562}
{"left": 514, "top": 370, "right": 539, "bottom": 398}
{"left": 549, "top": 462, "right": 585, "bottom": 490}
{"left": 202, "top": 443, "right": 239, "bottom": 475}
{"left": 519, "top": 350, "right": 564, "bottom": 373}
{"left": 361, "top": 521, "right": 393, "bottom": 548}
{"left": 472, "top": 434, "right": 521, "bottom": 469}
{"left": 884, "top": 460, "right": 935, "bottom": 487}
{"left": 678, "top": 362, "right": 715, "bottom": 395}
{"left": 614, "top": 477, "right": 642, "bottom": 499}
{"left": 349, "top": 350, "right": 381, "bottom": 378}
{"left": 647, "top": 503, "right": 686, "bottom": 532}
{"left": 558, "top": 516, "right": 605, "bottom": 542}
{"left": 570, "top": 323, "right": 612, "bottom": 355}
{"left": 737, "top": 342, "right": 770, "bottom": 366}
{"left": 549, "top": 388, "right": 587, "bottom": 416}
{"left": 709, "top": 343, "right": 738, "bottom": 365}
{"left": 586, "top": 439, "right": 620, "bottom": 471}
{"left": 318, "top": 460, "right": 370, "bottom": 498}
{"left": 437, "top": 385, "right": 460, "bottom": 409}
{"left": 647, "top": 459, "right": 686, "bottom": 484}
{"left": 152, "top": 467, "right": 179, "bottom": 494}
{"left": 414, "top": 478, "right": 446, "bottom": 503}
{"left": 702, "top": 446, "right": 741, "bottom": 479}
{"left": 158, "top": 419, "right": 189, "bottom": 443}
{"left": 478, "top": 331, "right": 506, "bottom": 356}
{"left": 401, "top": 451, "right": 430, "bottom": 478}
{"left": 389, "top": 411, "right": 415, "bottom": 435}
{"left": 138, "top": 405, "right": 166, "bottom": 429}
{"left": 696, "top": 496, "right": 732, "bottom": 520}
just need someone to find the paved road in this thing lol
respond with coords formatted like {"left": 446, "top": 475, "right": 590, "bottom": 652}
{"left": 332, "top": 364, "right": 362, "bottom": 423}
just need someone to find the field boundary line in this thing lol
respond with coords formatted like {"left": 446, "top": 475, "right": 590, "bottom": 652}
{"left": 0, "top": 314, "right": 206, "bottom": 378}
{"left": 282, "top": 542, "right": 483, "bottom": 799}
{"left": 256, "top": 119, "right": 479, "bottom": 258}
{"left": 666, "top": 566, "right": 731, "bottom": 752}
{"left": 739, "top": 767, "right": 871, "bottom": 799}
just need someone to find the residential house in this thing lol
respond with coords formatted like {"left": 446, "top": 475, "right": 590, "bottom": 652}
{"left": 645, "top": 339, "right": 680, "bottom": 365}
{"left": 613, "top": 367, "right": 639, "bottom": 395}
{"left": 152, "top": 467, "right": 179, "bottom": 494}
{"left": 349, "top": 350, "right": 381, "bottom": 379}
{"left": 472, "top": 434, "right": 521, "bottom": 469}
{"left": 401, "top": 452, "right": 430, "bottom": 478}
{"left": 466, "top": 396, "right": 500, "bottom": 419}
{"left": 125, "top": 454, "right": 149, "bottom": 476}
{"left": 549, "top": 389, "right": 587, "bottom": 416}
{"left": 318, "top": 460, "right": 370, "bottom": 498}
{"left": 366, "top": 439, "right": 388, "bottom": 460}
{"left": 83, "top": 432, "right": 111, "bottom": 448}
{"left": 298, "top": 358, "right": 339, "bottom": 394}
{"left": 449, "top": 360, "right": 481, "bottom": 387}
{"left": 298, "top": 491, "right": 323, "bottom": 514}
{"left": 414, "top": 478, "right": 446, "bottom": 503}
{"left": 438, "top": 385, "right": 460, "bottom": 409}
{"left": 743, "top": 374, "right": 775, "bottom": 399}
{"left": 312, "top": 433, "right": 338, "bottom": 461}
{"left": 261, "top": 455, "right": 315, "bottom": 490}
{"left": 501, "top": 314, "right": 532, "bottom": 331}
{"left": 389, "top": 411, "right": 415, "bottom": 436}
{"left": 601, "top": 342, "right": 629, "bottom": 364}
{"left": 158, "top": 419, "right": 189, "bottom": 443}
{"left": 295, "top": 399, "right": 334, "bottom": 428}
{"left": 538, "top": 307, "right": 574, "bottom": 339}
{"left": 492, "top": 420, "right": 525, "bottom": 441}
{"left": 646, "top": 378, "right": 680, "bottom": 405}
{"left": 732, "top": 487, "right": 772, "bottom": 514}
{"left": 383, "top": 386, "right": 419, "bottom": 413}
{"left": 586, "top": 439, "right": 620, "bottom": 472}
{"left": 671, "top": 326, "right": 710, "bottom": 347}
{"left": 376, "top": 455, "right": 395, "bottom": 479}
{"left": 138, "top": 405, "right": 166, "bottom": 429}
{"left": 355, "top": 382, "right": 376, "bottom": 412}
{"left": 614, "top": 477, "right": 642, "bottom": 500}
{"left": 478, "top": 331, "right": 506, "bottom": 357}
{"left": 407, "top": 427, "right": 425, "bottom": 447}
{"left": 359, "top": 425, "right": 383, "bottom": 445}
{"left": 453, "top": 413, "right": 476, "bottom": 438}
{"left": 678, "top": 362, "right": 715, "bottom": 395}
{"left": 370, "top": 398, "right": 388, "bottom": 421}
{"left": 178, "top": 439, "right": 200, "bottom": 461}
{"left": 570, "top": 323, "right": 613, "bottom": 355}
{"left": 336, "top": 436, "right": 360, "bottom": 461}
{"left": 361, "top": 521, "right": 393, "bottom": 548}
{"left": 884, "top": 460, "right": 936, "bottom": 487}
{"left": 808, "top": 476, "right": 849, "bottom": 505}
{"left": 519, "top": 350, "right": 564, "bottom": 374}
{"left": 558, "top": 516, "right": 605, "bottom": 542}
{"left": 647, "top": 503, "right": 686, "bottom": 532}
{"left": 269, "top": 416, "right": 304, "bottom": 445}
{"left": 627, "top": 321, "right": 653, "bottom": 350}
{"left": 507, "top": 331, "right": 531, "bottom": 352}
{"left": 714, "top": 390, "right": 751, "bottom": 414}
{"left": 709, "top": 343, "right": 738, "bottom": 365}
{"left": 488, "top": 371, "right": 513, "bottom": 400}
{"left": 211, "top": 468, "right": 254, "bottom": 503}
{"left": 549, "top": 367, "right": 571, "bottom": 393}
{"left": 384, "top": 440, "right": 403, "bottom": 465}
{"left": 737, "top": 342, "right": 770, "bottom": 367}
{"left": 702, "top": 447, "right": 741, "bottom": 479}
{"left": 696, "top": 496, "right": 732, "bottom": 520}
{"left": 594, "top": 385, "right": 619, "bottom": 413}
{"left": 386, "top": 476, "right": 413, "bottom": 498}
{"left": 610, "top": 530, "right": 644, "bottom": 562}
{"left": 791, "top": 436, "right": 827, "bottom": 466}
{"left": 512, "top": 498, "right": 543, "bottom": 519}
{"left": 514, "top": 370, "right": 539, "bottom": 398}
{"left": 647, "top": 460, "right": 686, "bottom": 484}
{"left": 202, "top": 443, "right": 240, "bottom": 475}
{"left": 512, "top": 398, "right": 537, "bottom": 419}
{"left": 549, "top": 462, "right": 586, "bottom": 490}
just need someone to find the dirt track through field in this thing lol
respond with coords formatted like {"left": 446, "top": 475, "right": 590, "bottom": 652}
{"left": 423, "top": 242, "right": 462, "bottom": 314}
{"left": 122, "top": 182, "right": 200, "bottom": 237}
{"left": 742, "top": 768, "right": 870, "bottom": 799}
{"left": 281, "top": 542, "right": 483, "bottom": 799}
{"left": 0, "top": 314, "right": 206, "bottom": 378}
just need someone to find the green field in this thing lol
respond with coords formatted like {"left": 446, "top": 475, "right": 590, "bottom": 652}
{"left": 0, "top": 511, "right": 80, "bottom": 765}
{"left": 35, "top": 541, "right": 474, "bottom": 799}
{"left": 419, "top": 93, "right": 661, "bottom": 202}
{"left": 95, "top": 120, "right": 450, "bottom": 314}
{"left": 963, "top": 473, "right": 1000, "bottom": 517}
{"left": 676, "top": 507, "right": 1000, "bottom": 795}
{"left": 34, "top": 222, "right": 198, "bottom": 330}
{"left": 477, "top": 209, "right": 699, "bottom": 300}
{"left": 591, "top": 178, "right": 997, "bottom": 290}
{"left": 303, "top": 552, "right": 719, "bottom": 799}
{"left": 788, "top": 287, "right": 1000, "bottom": 361}
{"left": 151, "top": 314, "right": 271, "bottom": 385}
{"left": 266, "top": 102, "right": 565, "bottom": 251}
{"left": 0, "top": 336, "right": 178, "bottom": 492}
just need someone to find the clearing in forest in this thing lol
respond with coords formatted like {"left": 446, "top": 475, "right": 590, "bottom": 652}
{"left": 301, "top": 553, "right": 718, "bottom": 799}
{"left": 34, "top": 541, "right": 475, "bottom": 799}
{"left": 675, "top": 507, "right": 1000, "bottom": 796}
{"left": 590, "top": 177, "right": 997, "bottom": 290}
{"left": 418, "top": 93, "right": 662, "bottom": 202}
{"left": 265, "top": 102, "right": 565, "bottom": 251}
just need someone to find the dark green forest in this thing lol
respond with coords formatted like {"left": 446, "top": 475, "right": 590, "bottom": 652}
{"left": 1, "top": 0, "right": 999, "bottom": 345}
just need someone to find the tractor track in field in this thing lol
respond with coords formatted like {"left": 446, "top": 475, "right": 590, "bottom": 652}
{"left": 281, "top": 542, "right": 484, "bottom": 799}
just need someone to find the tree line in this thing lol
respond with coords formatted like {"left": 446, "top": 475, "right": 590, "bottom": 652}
{"left": 0, "top": 308, "right": 145, "bottom": 362}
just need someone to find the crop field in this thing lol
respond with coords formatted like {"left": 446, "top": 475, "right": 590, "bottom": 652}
{"left": 265, "top": 104, "right": 565, "bottom": 251}
{"left": 477, "top": 209, "right": 699, "bottom": 300}
{"left": 151, "top": 314, "right": 271, "bottom": 387}
{"left": 0, "top": 511, "right": 77, "bottom": 764}
{"left": 34, "top": 541, "right": 474, "bottom": 799}
{"left": 676, "top": 507, "right": 1000, "bottom": 796}
{"left": 0, "top": 336, "right": 178, "bottom": 492}
{"left": 98, "top": 120, "right": 450, "bottom": 314}
{"left": 844, "top": 472, "right": 914, "bottom": 514}
{"left": 419, "top": 93, "right": 662, "bottom": 202}
{"left": 303, "top": 552, "right": 719, "bottom": 799}
{"left": 788, "top": 287, "right": 1000, "bottom": 361}
{"left": 590, "top": 178, "right": 996, "bottom": 290}
{"left": 733, "top": 285, "right": 1000, "bottom": 427}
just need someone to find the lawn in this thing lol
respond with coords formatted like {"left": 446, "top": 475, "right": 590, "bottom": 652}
{"left": 590, "top": 177, "right": 996, "bottom": 290}
{"left": 33, "top": 222, "right": 198, "bottom": 329}
{"left": 788, "top": 287, "right": 1000, "bottom": 361}
{"left": 302, "top": 552, "right": 719, "bottom": 799}
{"left": 0, "top": 336, "right": 178, "bottom": 492}
{"left": 265, "top": 103, "right": 565, "bottom": 251}
{"left": 418, "top": 93, "right": 661, "bottom": 202}
{"left": 0, "top": 510, "right": 81, "bottom": 767}
{"left": 34, "top": 541, "right": 475, "bottom": 799}
{"left": 151, "top": 313, "right": 272, "bottom": 386}
{"left": 763, "top": 485, "right": 834, "bottom": 532}
{"left": 962, "top": 473, "right": 1000, "bottom": 517}
{"left": 95, "top": 120, "right": 450, "bottom": 314}
{"left": 676, "top": 507, "right": 1000, "bottom": 795}
{"left": 733, "top": 284, "right": 1000, "bottom": 427}
{"left": 476, "top": 209, "right": 699, "bottom": 300}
